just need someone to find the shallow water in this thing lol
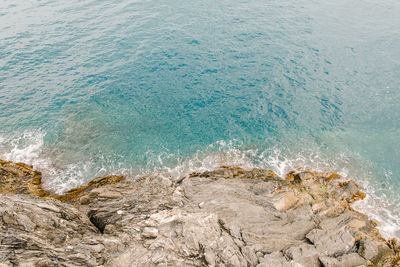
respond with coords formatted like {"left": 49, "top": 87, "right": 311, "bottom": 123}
{"left": 1, "top": 0, "right": 399, "bottom": 237}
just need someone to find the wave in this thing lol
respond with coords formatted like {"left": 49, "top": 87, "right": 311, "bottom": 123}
{"left": 0, "top": 131, "right": 399, "bottom": 239}
{"left": 0, "top": 130, "right": 119, "bottom": 194}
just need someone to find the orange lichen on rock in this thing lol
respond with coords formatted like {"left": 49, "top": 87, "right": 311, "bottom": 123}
{"left": 0, "top": 158, "right": 123, "bottom": 202}
{"left": 1, "top": 159, "right": 400, "bottom": 266}
{"left": 352, "top": 190, "right": 366, "bottom": 201}
{"left": 50, "top": 175, "right": 123, "bottom": 202}
{"left": 0, "top": 159, "right": 49, "bottom": 197}
{"left": 189, "top": 166, "right": 278, "bottom": 180}
{"left": 286, "top": 171, "right": 342, "bottom": 183}
{"left": 25, "top": 175, "right": 51, "bottom": 197}
{"left": 219, "top": 165, "right": 245, "bottom": 171}
{"left": 378, "top": 239, "right": 400, "bottom": 266}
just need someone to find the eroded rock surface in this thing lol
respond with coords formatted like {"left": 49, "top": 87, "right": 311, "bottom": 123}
{"left": 0, "top": 194, "right": 104, "bottom": 266}
{"left": 0, "top": 160, "right": 48, "bottom": 197}
{"left": 1, "top": 162, "right": 399, "bottom": 266}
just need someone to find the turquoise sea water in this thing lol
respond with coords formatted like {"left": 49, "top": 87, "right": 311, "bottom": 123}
{"left": 0, "top": 0, "right": 399, "bottom": 236}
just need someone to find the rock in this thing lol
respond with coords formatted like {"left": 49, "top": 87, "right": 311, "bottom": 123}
{"left": 319, "top": 253, "right": 366, "bottom": 267}
{"left": 358, "top": 238, "right": 393, "bottom": 265}
{"left": 0, "top": 162, "right": 398, "bottom": 266}
{"left": 0, "top": 159, "right": 123, "bottom": 203}
{"left": 0, "top": 159, "right": 48, "bottom": 197}
{"left": 0, "top": 194, "right": 104, "bottom": 266}
{"left": 141, "top": 227, "right": 158, "bottom": 239}
{"left": 307, "top": 226, "right": 356, "bottom": 257}
{"left": 273, "top": 191, "right": 299, "bottom": 211}
{"left": 51, "top": 174, "right": 123, "bottom": 202}
{"left": 257, "top": 251, "right": 289, "bottom": 267}
{"left": 359, "top": 238, "right": 379, "bottom": 261}
{"left": 283, "top": 243, "right": 320, "bottom": 266}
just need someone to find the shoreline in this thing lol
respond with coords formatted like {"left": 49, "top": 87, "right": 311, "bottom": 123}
{"left": 0, "top": 159, "right": 399, "bottom": 266}
{"left": 3, "top": 131, "right": 399, "bottom": 241}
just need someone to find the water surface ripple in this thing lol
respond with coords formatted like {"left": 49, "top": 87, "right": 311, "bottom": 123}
{"left": 0, "top": 0, "right": 399, "bottom": 237}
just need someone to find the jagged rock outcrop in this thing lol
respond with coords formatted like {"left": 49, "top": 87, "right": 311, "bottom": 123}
{"left": 0, "top": 160, "right": 48, "bottom": 197}
{"left": 0, "top": 161, "right": 399, "bottom": 266}
{"left": 0, "top": 194, "right": 105, "bottom": 266}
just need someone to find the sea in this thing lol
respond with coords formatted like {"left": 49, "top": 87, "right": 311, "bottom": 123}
{"left": 0, "top": 0, "right": 399, "bottom": 238}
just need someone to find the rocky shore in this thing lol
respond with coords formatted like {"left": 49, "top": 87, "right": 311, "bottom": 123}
{"left": 0, "top": 159, "right": 399, "bottom": 266}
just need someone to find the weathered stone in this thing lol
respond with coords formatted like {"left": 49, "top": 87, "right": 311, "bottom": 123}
{"left": 0, "top": 161, "right": 398, "bottom": 266}
{"left": 319, "top": 253, "right": 366, "bottom": 267}
{"left": 0, "top": 159, "right": 123, "bottom": 203}
{"left": 51, "top": 174, "right": 123, "bottom": 202}
{"left": 273, "top": 191, "right": 299, "bottom": 211}
{"left": 284, "top": 243, "right": 320, "bottom": 266}
{"left": 358, "top": 238, "right": 393, "bottom": 264}
{"left": 0, "top": 194, "right": 103, "bottom": 266}
{"left": 257, "top": 251, "right": 290, "bottom": 267}
{"left": 0, "top": 159, "right": 48, "bottom": 197}
{"left": 359, "top": 238, "right": 379, "bottom": 261}
{"left": 141, "top": 227, "right": 158, "bottom": 239}
{"left": 306, "top": 226, "right": 356, "bottom": 257}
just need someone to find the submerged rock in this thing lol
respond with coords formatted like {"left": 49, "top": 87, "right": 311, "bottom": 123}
{"left": 0, "top": 161, "right": 399, "bottom": 266}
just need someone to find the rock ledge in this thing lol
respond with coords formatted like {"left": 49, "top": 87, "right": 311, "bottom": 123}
{"left": 0, "top": 160, "right": 399, "bottom": 266}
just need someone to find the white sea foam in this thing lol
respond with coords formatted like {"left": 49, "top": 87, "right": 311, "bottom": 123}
{"left": 0, "top": 131, "right": 103, "bottom": 194}
{"left": 1, "top": 134, "right": 399, "bottom": 238}
{"left": 155, "top": 140, "right": 351, "bottom": 181}
{"left": 154, "top": 140, "right": 256, "bottom": 179}
{"left": 352, "top": 181, "right": 400, "bottom": 239}
{"left": 1, "top": 131, "right": 45, "bottom": 165}
{"left": 154, "top": 140, "right": 400, "bottom": 239}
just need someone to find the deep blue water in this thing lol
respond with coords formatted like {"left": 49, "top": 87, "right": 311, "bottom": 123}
{"left": 1, "top": 0, "right": 399, "bottom": 236}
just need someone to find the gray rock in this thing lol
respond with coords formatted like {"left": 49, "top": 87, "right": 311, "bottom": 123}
{"left": 358, "top": 238, "right": 393, "bottom": 264}
{"left": 358, "top": 238, "right": 379, "bottom": 261}
{"left": 306, "top": 226, "right": 356, "bottom": 257}
{"left": 284, "top": 243, "right": 320, "bottom": 266}
{"left": 0, "top": 194, "right": 104, "bottom": 266}
{"left": 0, "top": 165, "right": 397, "bottom": 266}
{"left": 141, "top": 227, "right": 158, "bottom": 239}
{"left": 319, "top": 253, "right": 366, "bottom": 267}
{"left": 257, "top": 251, "right": 290, "bottom": 267}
